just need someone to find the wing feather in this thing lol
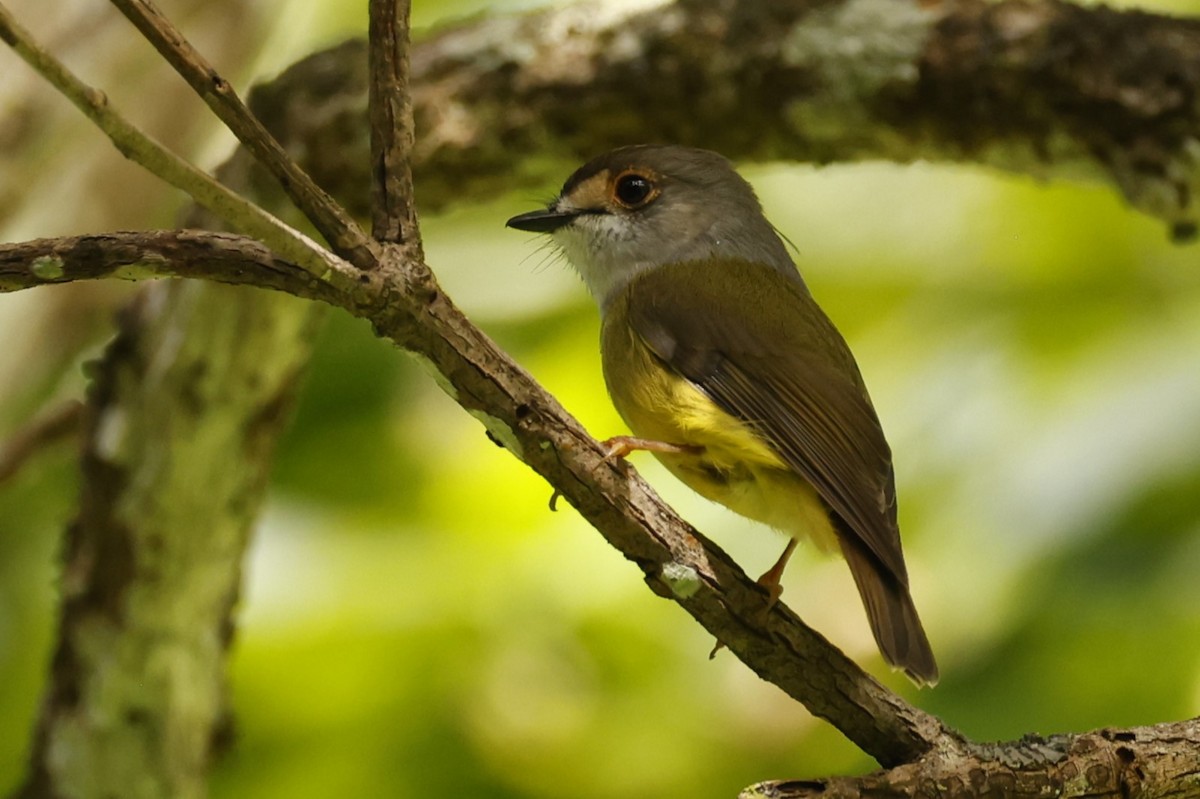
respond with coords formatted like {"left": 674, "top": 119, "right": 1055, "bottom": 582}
{"left": 625, "top": 259, "right": 908, "bottom": 584}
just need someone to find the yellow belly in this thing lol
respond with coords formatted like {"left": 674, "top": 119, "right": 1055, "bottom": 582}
{"left": 601, "top": 311, "right": 838, "bottom": 553}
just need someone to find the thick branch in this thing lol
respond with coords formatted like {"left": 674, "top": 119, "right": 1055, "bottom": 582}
{"left": 2, "top": 11, "right": 332, "bottom": 797}
{"left": 744, "top": 720, "right": 1200, "bottom": 798}
{"left": 14, "top": 281, "right": 322, "bottom": 799}
{"left": 255, "top": 0, "right": 1200, "bottom": 236}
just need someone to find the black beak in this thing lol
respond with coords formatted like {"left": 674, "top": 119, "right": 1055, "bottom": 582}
{"left": 505, "top": 207, "right": 579, "bottom": 233}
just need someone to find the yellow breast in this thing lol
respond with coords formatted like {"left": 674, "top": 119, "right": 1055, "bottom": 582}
{"left": 599, "top": 291, "right": 837, "bottom": 551}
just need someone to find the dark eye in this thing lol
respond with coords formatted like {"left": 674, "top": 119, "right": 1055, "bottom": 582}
{"left": 613, "top": 173, "right": 655, "bottom": 208}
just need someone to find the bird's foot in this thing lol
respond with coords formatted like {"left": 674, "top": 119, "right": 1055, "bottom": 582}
{"left": 709, "top": 539, "right": 799, "bottom": 658}
{"left": 599, "top": 435, "right": 702, "bottom": 465}
{"left": 755, "top": 538, "right": 798, "bottom": 616}
{"left": 547, "top": 437, "right": 701, "bottom": 510}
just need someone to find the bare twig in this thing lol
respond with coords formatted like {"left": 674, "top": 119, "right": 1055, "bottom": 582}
{"left": 0, "top": 2, "right": 355, "bottom": 288}
{"left": 0, "top": 230, "right": 342, "bottom": 304}
{"left": 368, "top": 0, "right": 420, "bottom": 247}
{"left": 0, "top": 400, "right": 83, "bottom": 485}
{"left": 108, "top": 0, "right": 379, "bottom": 269}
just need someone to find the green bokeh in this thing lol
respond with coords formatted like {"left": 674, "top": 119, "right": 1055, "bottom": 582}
{"left": 2, "top": 0, "right": 1200, "bottom": 796}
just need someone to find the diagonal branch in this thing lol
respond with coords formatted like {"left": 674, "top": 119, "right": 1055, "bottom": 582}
{"left": 0, "top": 400, "right": 83, "bottom": 486}
{"left": 108, "top": 0, "right": 380, "bottom": 268}
{"left": 346, "top": 246, "right": 961, "bottom": 767}
{"left": 8, "top": 0, "right": 952, "bottom": 767}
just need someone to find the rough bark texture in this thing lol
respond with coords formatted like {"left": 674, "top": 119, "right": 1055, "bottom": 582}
{"left": 8, "top": 30, "right": 332, "bottom": 797}
{"left": 367, "top": 0, "right": 420, "bottom": 244}
{"left": 0, "top": 230, "right": 343, "bottom": 305}
{"left": 744, "top": 720, "right": 1200, "bottom": 798}
{"left": 234, "top": 0, "right": 1200, "bottom": 236}
{"left": 14, "top": 282, "right": 320, "bottom": 799}
{"left": 3, "top": 0, "right": 1200, "bottom": 796}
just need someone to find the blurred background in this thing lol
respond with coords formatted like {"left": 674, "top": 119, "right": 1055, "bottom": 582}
{"left": 2, "top": 0, "right": 1199, "bottom": 796}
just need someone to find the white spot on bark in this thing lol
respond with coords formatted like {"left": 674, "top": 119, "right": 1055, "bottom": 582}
{"left": 661, "top": 561, "right": 701, "bottom": 599}
{"left": 30, "top": 255, "right": 65, "bottom": 280}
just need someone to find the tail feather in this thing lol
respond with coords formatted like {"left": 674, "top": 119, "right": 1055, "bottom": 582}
{"left": 840, "top": 541, "right": 938, "bottom": 687}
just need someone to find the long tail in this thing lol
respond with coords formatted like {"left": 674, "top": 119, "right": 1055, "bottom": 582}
{"left": 840, "top": 541, "right": 939, "bottom": 687}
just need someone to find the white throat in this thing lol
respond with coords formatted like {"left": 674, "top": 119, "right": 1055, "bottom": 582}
{"left": 553, "top": 218, "right": 658, "bottom": 313}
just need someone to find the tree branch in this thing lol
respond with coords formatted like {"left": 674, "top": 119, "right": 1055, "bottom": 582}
{"left": 0, "top": 400, "right": 82, "bottom": 485}
{"left": 0, "top": 222, "right": 956, "bottom": 769}
{"left": 13, "top": 280, "right": 323, "bottom": 799}
{"left": 368, "top": 0, "right": 420, "bottom": 247}
{"left": 1, "top": 24, "right": 954, "bottom": 763}
{"left": 348, "top": 243, "right": 960, "bottom": 767}
{"left": 0, "top": 229, "right": 342, "bottom": 304}
{"left": 272, "top": 0, "right": 1200, "bottom": 236}
{"left": 108, "top": 0, "right": 380, "bottom": 269}
{"left": 744, "top": 720, "right": 1200, "bottom": 798}
{"left": 2, "top": 11, "right": 332, "bottom": 796}
{"left": 0, "top": 2, "right": 355, "bottom": 286}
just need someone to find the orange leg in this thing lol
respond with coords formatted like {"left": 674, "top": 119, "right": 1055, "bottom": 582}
{"left": 600, "top": 435, "right": 703, "bottom": 464}
{"left": 756, "top": 537, "right": 799, "bottom": 613}
{"left": 710, "top": 538, "right": 799, "bottom": 659}
{"left": 549, "top": 437, "right": 702, "bottom": 511}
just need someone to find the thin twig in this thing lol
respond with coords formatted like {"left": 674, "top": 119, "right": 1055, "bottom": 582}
{"left": 0, "top": 2, "right": 356, "bottom": 291}
{"left": 368, "top": 0, "right": 421, "bottom": 248}
{"left": 0, "top": 400, "right": 83, "bottom": 485}
{"left": 108, "top": 0, "right": 380, "bottom": 269}
{"left": 0, "top": 230, "right": 343, "bottom": 306}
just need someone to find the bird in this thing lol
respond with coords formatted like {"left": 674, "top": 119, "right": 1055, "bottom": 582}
{"left": 506, "top": 144, "right": 938, "bottom": 686}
